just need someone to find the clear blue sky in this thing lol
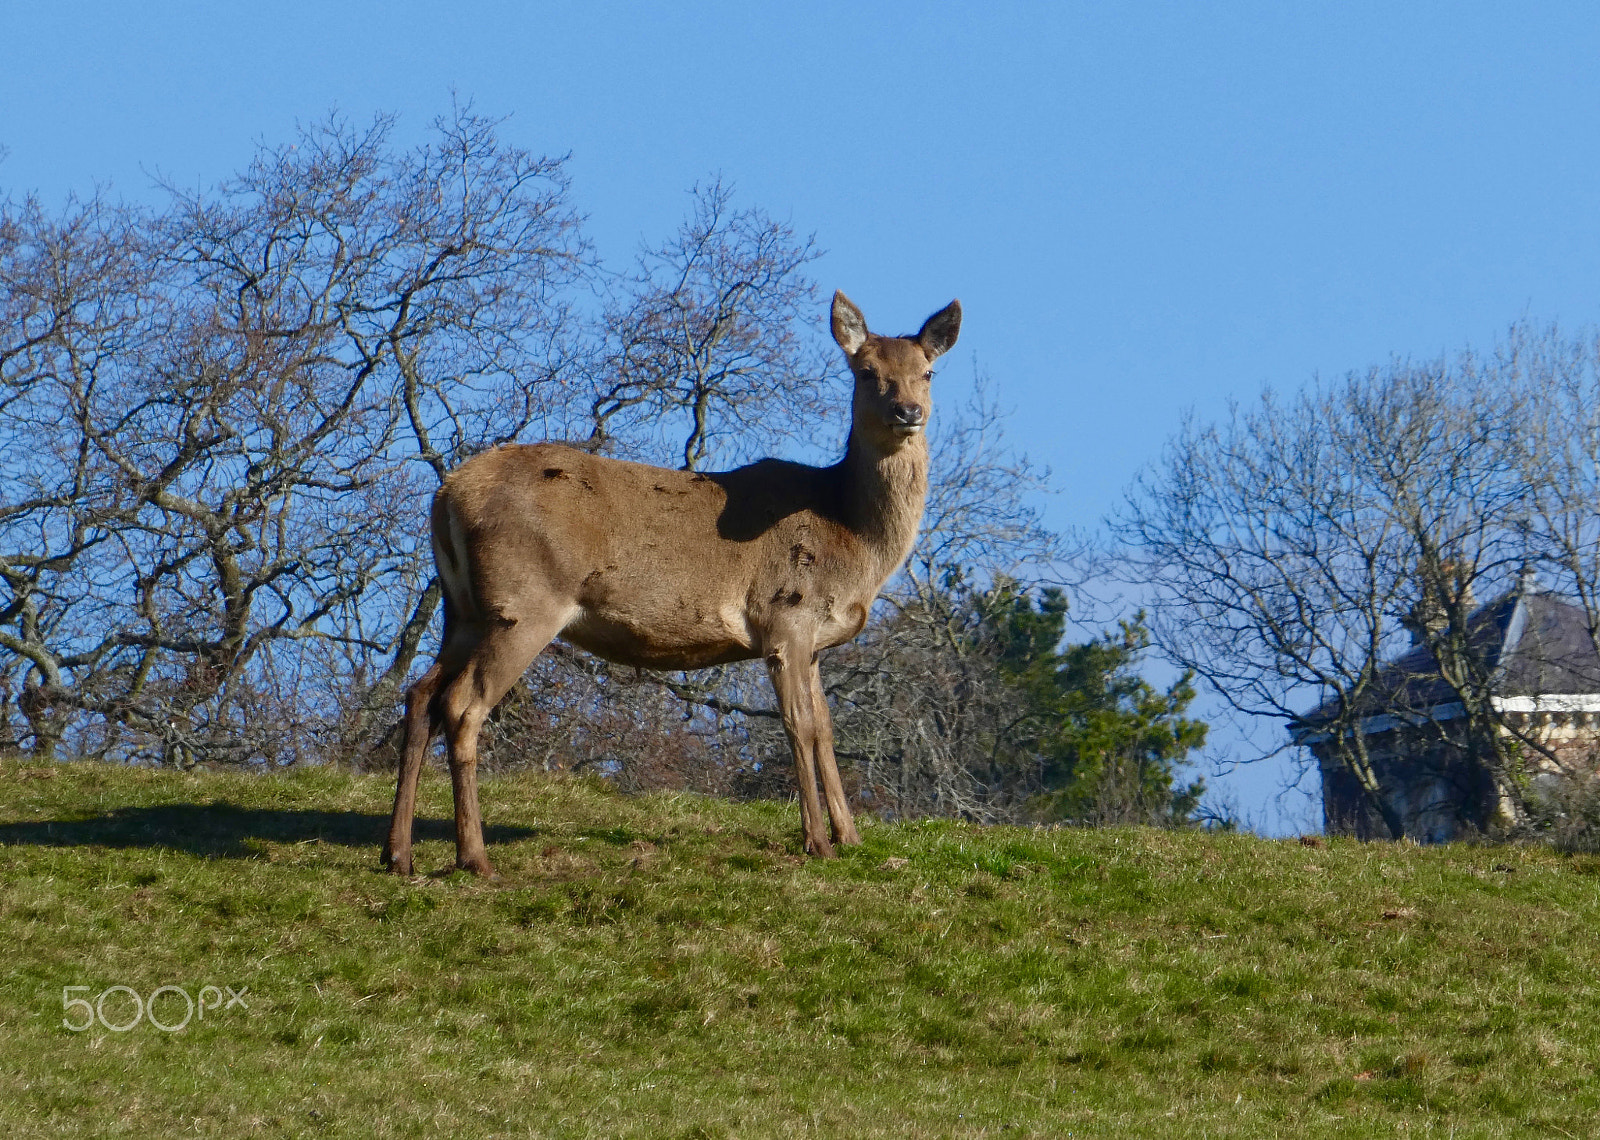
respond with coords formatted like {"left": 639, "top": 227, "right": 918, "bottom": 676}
{"left": 7, "top": 1, "right": 1600, "bottom": 829}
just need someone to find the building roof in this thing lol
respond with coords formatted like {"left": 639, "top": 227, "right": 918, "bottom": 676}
{"left": 1497, "top": 590, "right": 1600, "bottom": 697}
{"left": 1293, "top": 587, "right": 1600, "bottom": 736}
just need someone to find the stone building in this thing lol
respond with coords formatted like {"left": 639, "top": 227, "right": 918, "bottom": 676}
{"left": 1292, "top": 585, "right": 1600, "bottom": 841}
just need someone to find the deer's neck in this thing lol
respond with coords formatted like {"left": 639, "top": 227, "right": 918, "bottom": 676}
{"left": 840, "top": 428, "right": 929, "bottom": 578}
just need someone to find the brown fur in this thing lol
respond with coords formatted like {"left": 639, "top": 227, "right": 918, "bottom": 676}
{"left": 384, "top": 291, "right": 961, "bottom": 875}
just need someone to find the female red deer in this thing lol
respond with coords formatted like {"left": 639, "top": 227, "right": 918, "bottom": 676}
{"left": 384, "top": 291, "right": 960, "bottom": 875}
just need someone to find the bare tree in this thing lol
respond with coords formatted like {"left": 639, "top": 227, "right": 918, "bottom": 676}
{"left": 585, "top": 179, "right": 835, "bottom": 470}
{"left": 1111, "top": 342, "right": 1600, "bottom": 838}
{"left": 1521, "top": 331, "right": 1600, "bottom": 667}
{"left": 0, "top": 107, "right": 587, "bottom": 764}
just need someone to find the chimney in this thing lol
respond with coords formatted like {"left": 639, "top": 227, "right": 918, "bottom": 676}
{"left": 1403, "top": 559, "right": 1474, "bottom": 645}
{"left": 1452, "top": 560, "right": 1476, "bottom": 615}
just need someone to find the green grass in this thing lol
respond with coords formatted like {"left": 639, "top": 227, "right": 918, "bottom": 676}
{"left": 4, "top": 761, "right": 1600, "bottom": 1137}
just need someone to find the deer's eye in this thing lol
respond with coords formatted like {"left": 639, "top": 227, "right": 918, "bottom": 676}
{"left": 923, "top": 371, "right": 934, "bottom": 382}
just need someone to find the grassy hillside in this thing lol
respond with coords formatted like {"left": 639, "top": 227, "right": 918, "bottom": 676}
{"left": 2, "top": 761, "right": 1599, "bottom": 1138}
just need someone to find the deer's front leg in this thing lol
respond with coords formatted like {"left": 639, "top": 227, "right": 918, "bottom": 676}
{"left": 765, "top": 639, "right": 835, "bottom": 858}
{"left": 809, "top": 655, "right": 860, "bottom": 847}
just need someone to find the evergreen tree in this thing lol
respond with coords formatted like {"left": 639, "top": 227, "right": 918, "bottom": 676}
{"left": 980, "top": 583, "right": 1208, "bottom": 825}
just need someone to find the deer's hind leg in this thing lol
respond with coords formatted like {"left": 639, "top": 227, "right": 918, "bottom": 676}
{"left": 385, "top": 610, "right": 481, "bottom": 875}
{"left": 437, "top": 604, "right": 573, "bottom": 878}
{"left": 383, "top": 662, "right": 445, "bottom": 876}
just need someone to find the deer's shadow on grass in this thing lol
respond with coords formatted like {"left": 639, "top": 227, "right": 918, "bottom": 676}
{"left": 0, "top": 802, "right": 537, "bottom": 860}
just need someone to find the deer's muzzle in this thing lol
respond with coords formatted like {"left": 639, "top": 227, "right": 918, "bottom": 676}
{"left": 889, "top": 403, "right": 926, "bottom": 433}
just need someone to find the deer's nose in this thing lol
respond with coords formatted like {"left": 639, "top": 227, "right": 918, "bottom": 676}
{"left": 890, "top": 402, "right": 926, "bottom": 428}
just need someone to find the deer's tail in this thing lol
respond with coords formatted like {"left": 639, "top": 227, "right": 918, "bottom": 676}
{"left": 430, "top": 491, "right": 478, "bottom": 628}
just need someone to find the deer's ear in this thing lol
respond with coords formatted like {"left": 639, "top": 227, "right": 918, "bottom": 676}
{"left": 917, "top": 300, "right": 962, "bottom": 360}
{"left": 831, "top": 291, "right": 868, "bottom": 355}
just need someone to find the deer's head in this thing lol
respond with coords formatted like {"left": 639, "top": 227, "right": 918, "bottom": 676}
{"left": 831, "top": 291, "right": 961, "bottom": 450}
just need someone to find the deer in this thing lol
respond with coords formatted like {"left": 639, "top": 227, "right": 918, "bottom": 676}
{"left": 383, "top": 291, "right": 961, "bottom": 876}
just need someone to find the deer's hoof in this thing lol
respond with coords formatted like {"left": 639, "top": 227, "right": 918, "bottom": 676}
{"left": 804, "top": 836, "right": 837, "bottom": 859}
{"left": 457, "top": 857, "right": 500, "bottom": 880}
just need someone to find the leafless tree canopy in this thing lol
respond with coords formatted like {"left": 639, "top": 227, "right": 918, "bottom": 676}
{"left": 585, "top": 179, "right": 835, "bottom": 470}
{"left": 1117, "top": 328, "right": 1600, "bottom": 837}
{"left": 1, "top": 109, "right": 1206, "bottom": 829}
